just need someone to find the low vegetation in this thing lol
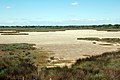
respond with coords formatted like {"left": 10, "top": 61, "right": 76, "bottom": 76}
{"left": 0, "top": 43, "right": 49, "bottom": 80}
{"left": 0, "top": 51, "right": 38, "bottom": 80}
{"left": 0, "top": 43, "right": 35, "bottom": 51}
{"left": 77, "top": 37, "right": 120, "bottom": 44}
{"left": 39, "top": 50, "right": 120, "bottom": 80}
{"left": 0, "top": 43, "right": 120, "bottom": 80}
{"left": 1, "top": 43, "right": 120, "bottom": 80}
{"left": 1, "top": 33, "right": 29, "bottom": 35}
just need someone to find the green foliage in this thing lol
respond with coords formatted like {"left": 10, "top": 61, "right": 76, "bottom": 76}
{"left": 0, "top": 43, "right": 36, "bottom": 51}
{"left": 0, "top": 43, "right": 39, "bottom": 80}
{"left": 0, "top": 24, "right": 120, "bottom": 32}
{"left": 0, "top": 43, "right": 50, "bottom": 80}
{"left": 0, "top": 49, "right": 37, "bottom": 80}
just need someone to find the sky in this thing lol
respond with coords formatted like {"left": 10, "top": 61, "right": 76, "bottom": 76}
{"left": 0, "top": 0, "right": 120, "bottom": 26}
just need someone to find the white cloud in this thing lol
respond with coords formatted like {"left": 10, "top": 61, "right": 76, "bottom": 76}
{"left": 6, "top": 6, "right": 11, "bottom": 9}
{"left": 1, "top": 18, "right": 117, "bottom": 26}
{"left": 71, "top": 2, "right": 79, "bottom": 6}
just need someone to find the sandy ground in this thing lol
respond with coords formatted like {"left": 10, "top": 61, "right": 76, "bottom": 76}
{"left": 0, "top": 30, "right": 120, "bottom": 67}
{"left": 37, "top": 41, "right": 119, "bottom": 60}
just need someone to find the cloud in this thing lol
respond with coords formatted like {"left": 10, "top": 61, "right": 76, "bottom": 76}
{"left": 71, "top": 2, "right": 79, "bottom": 6}
{"left": 1, "top": 18, "right": 118, "bottom": 26}
{"left": 6, "top": 6, "right": 11, "bottom": 9}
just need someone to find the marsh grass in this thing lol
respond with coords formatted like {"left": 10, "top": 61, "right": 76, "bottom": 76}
{"left": 77, "top": 37, "right": 120, "bottom": 44}
{"left": 0, "top": 43, "right": 49, "bottom": 80}
{"left": 0, "top": 43, "right": 120, "bottom": 80}
{"left": 0, "top": 43, "right": 35, "bottom": 51}
{"left": 1, "top": 33, "right": 29, "bottom": 35}
{"left": 39, "top": 51, "right": 120, "bottom": 80}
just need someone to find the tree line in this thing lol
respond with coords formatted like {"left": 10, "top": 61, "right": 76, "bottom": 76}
{"left": 0, "top": 24, "right": 120, "bottom": 29}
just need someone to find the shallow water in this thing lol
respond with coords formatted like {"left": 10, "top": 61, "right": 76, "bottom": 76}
{"left": 0, "top": 30, "right": 120, "bottom": 60}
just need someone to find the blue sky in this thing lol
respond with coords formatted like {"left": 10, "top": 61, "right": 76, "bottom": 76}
{"left": 0, "top": 0, "right": 120, "bottom": 26}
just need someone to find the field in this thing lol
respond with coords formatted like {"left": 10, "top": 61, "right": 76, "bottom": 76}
{"left": 0, "top": 26, "right": 120, "bottom": 80}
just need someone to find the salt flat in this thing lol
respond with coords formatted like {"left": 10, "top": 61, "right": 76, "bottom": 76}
{"left": 0, "top": 30, "right": 120, "bottom": 61}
